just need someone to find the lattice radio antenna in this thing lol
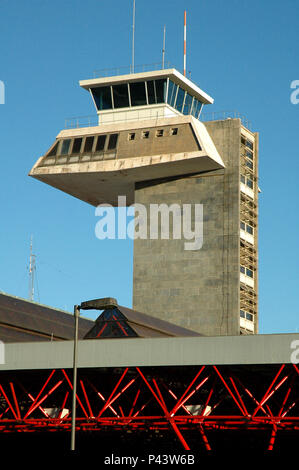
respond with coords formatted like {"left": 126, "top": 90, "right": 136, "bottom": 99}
{"left": 28, "top": 235, "right": 36, "bottom": 301}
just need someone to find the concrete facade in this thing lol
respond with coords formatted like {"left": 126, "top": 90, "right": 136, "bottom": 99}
{"left": 133, "top": 118, "right": 258, "bottom": 336}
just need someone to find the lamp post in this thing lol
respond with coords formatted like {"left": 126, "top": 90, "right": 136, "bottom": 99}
{"left": 70, "top": 297, "right": 118, "bottom": 451}
{"left": 71, "top": 304, "right": 80, "bottom": 451}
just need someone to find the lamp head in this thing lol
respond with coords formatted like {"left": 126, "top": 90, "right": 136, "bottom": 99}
{"left": 80, "top": 297, "right": 118, "bottom": 311}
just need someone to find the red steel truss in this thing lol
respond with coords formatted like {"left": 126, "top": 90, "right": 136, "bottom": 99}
{"left": 0, "top": 364, "right": 298, "bottom": 451}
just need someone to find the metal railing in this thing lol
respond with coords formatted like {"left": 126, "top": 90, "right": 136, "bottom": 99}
{"left": 65, "top": 109, "right": 252, "bottom": 130}
{"left": 93, "top": 61, "right": 172, "bottom": 78}
{"left": 65, "top": 107, "right": 174, "bottom": 129}
{"left": 65, "top": 115, "right": 98, "bottom": 129}
{"left": 201, "top": 110, "right": 252, "bottom": 130}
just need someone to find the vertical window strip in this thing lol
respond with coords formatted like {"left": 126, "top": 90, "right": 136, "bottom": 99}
{"left": 197, "top": 102, "right": 203, "bottom": 119}
{"left": 165, "top": 78, "right": 169, "bottom": 104}
{"left": 127, "top": 83, "right": 131, "bottom": 107}
{"left": 181, "top": 91, "right": 187, "bottom": 114}
{"left": 89, "top": 88, "right": 98, "bottom": 111}
{"left": 190, "top": 96, "right": 195, "bottom": 115}
{"left": 110, "top": 86, "right": 114, "bottom": 109}
{"left": 173, "top": 85, "right": 179, "bottom": 109}
{"left": 145, "top": 81, "right": 149, "bottom": 105}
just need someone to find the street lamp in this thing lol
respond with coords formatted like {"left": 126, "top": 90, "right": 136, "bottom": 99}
{"left": 70, "top": 297, "right": 118, "bottom": 451}
{"left": 70, "top": 304, "right": 80, "bottom": 451}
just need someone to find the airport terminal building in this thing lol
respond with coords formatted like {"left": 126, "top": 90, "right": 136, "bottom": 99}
{"left": 0, "top": 67, "right": 297, "bottom": 452}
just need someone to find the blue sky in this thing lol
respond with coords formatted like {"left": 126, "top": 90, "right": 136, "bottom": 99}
{"left": 0, "top": 0, "right": 298, "bottom": 333}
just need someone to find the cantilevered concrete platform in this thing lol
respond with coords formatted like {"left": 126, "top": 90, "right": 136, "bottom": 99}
{"left": 29, "top": 115, "right": 224, "bottom": 206}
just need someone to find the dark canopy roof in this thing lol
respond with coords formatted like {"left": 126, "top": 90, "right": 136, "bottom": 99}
{"left": 0, "top": 293, "right": 202, "bottom": 343}
{"left": 0, "top": 293, "right": 93, "bottom": 342}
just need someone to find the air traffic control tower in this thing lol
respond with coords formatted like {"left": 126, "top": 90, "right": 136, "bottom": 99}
{"left": 29, "top": 67, "right": 259, "bottom": 337}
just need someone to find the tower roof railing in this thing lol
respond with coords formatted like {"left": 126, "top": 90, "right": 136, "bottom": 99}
{"left": 92, "top": 61, "right": 172, "bottom": 78}
{"left": 201, "top": 110, "right": 252, "bottom": 130}
{"left": 64, "top": 110, "right": 252, "bottom": 130}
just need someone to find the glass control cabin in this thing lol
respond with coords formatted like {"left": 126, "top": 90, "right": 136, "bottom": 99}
{"left": 79, "top": 68, "right": 214, "bottom": 124}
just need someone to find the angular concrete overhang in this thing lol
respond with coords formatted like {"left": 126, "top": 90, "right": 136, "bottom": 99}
{"left": 80, "top": 68, "right": 214, "bottom": 105}
{"left": 29, "top": 116, "right": 224, "bottom": 207}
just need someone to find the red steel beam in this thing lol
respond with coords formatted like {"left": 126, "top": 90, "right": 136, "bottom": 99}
{"left": 18, "top": 383, "right": 51, "bottom": 419}
{"left": 170, "top": 366, "right": 205, "bottom": 417}
{"left": 97, "top": 368, "right": 129, "bottom": 418}
{"left": 80, "top": 380, "right": 94, "bottom": 418}
{"left": 252, "top": 365, "right": 285, "bottom": 417}
{"left": 24, "top": 369, "right": 56, "bottom": 419}
{"left": 137, "top": 368, "right": 191, "bottom": 450}
{"left": 170, "top": 376, "right": 210, "bottom": 417}
{"left": 164, "top": 383, "right": 211, "bottom": 451}
{"left": 129, "top": 388, "right": 141, "bottom": 417}
{"left": 24, "top": 380, "right": 63, "bottom": 419}
{"left": 152, "top": 378, "right": 190, "bottom": 451}
{"left": 235, "top": 378, "right": 270, "bottom": 417}
{"left": 229, "top": 377, "right": 248, "bottom": 417}
{"left": 61, "top": 369, "right": 89, "bottom": 419}
{"left": 58, "top": 391, "right": 70, "bottom": 420}
{"left": 87, "top": 379, "right": 119, "bottom": 417}
{"left": 9, "top": 383, "right": 21, "bottom": 420}
{"left": 213, "top": 366, "right": 246, "bottom": 416}
{"left": 0, "top": 384, "right": 19, "bottom": 420}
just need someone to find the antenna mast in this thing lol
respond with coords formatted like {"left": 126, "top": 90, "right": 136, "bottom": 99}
{"left": 28, "top": 235, "right": 36, "bottom": 301}
{"left": 183, "top": 10, "right": 187, "bottom": 77}
{"left": 132, "top": 0, "right": 136, "bottom": 73}
{"left": 162, "top": 25, "right": 166, "bottom": 69}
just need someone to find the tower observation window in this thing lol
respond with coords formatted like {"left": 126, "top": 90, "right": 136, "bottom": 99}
{"left": 183, "top": 93, "right": 193, "bottom": 115}
{"left": 60, "top": 139, "right": 71, "bottom": 155}
{"left": 146, "top": 79, "right": 167, "bottom": 104}
{"left": 84, "top": 136, "right": 94, "bottom": 153}
{"left": 91, "top": 86, "right": 112, "bottom": 111}
{"left": 166, "top": 79, "right": 203, "bottom": 118}
{"left": 155, "top": 79, "right": 167, "bottom": 103}
{"left": 112, "top": 84, "right": 130, "bottom": 108}
{"left": 175, "top": 86, "right": 185, "bottom": 112}
{"left": 192, "top": 100, "right": 203, "bottom": 118}
{"left": 72, "top": 138, "right": 82, "bottom": 154}
{"left": 108, "top": 134, "right": 118, "bottom": 150}
{"left": 129, "top": 81, "right": 147, "bottom": 106}
{"left": 191, "top": 99, "right": 198, "bottom": 117}
{"left": 47, "top": 141, "right": 59, "bottom": 157}
{"left": 96, "top": 135, "right": 106, "bottom": 152}
{"left": 167, "top": 80, "right": 177, "bottom": 108}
